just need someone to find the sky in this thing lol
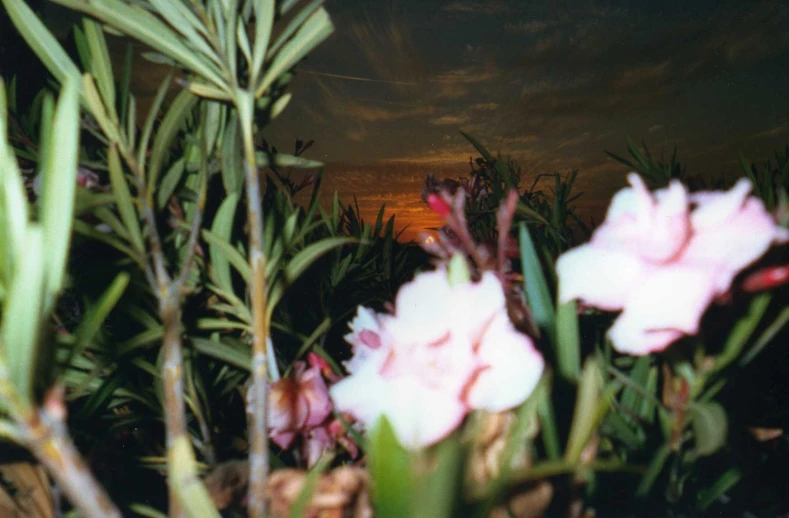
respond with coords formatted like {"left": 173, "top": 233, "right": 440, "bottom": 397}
{"left": 263, "top": 0, "right": 789, "bottom": 240}
{"left": 3, "top": 1, "right": 789, "bottom": 242}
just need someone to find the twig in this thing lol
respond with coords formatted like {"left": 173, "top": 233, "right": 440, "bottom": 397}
{"left": 175, "top": 118, "right": 209, "bottom": 291}
{"left": 237, "top": 93, "right": 270, "bottom": 518}
{"left": 114, "top": 121, "right": 217, "bottom": 516}
{"left": 4, "top": 385, "right": 122, "bottom": 517}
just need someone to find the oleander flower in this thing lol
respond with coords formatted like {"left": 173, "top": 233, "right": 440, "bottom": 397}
{"left": 557, "top": 173, "right": 788, "bottom": 355}
{"left": 330, "top": 267, "right": 544, "bottom": 449}
{"left": 268, "top": 361, "right": 333, "bottom": 451}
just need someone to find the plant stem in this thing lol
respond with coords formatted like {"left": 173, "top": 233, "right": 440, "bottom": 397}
{"left": 21, "top": 408, "right": 121, "bottom": 517}
{"left": 161, "top": 291, "right": 187, "bottom": 517}
{"left": 122, "top": 133, "right": 216, "bottom": 517}
{"left": 237, "top": 92, "right": 269, "bottom": 518}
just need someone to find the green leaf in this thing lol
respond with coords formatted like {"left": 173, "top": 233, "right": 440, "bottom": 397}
{"left": 203, "top": 228, "right": 251, "bottom": 281}
{"left": 740, "top": 305, "right": 789, "bottom": 366}
{"left": 236, "top": 18, "right": 253, "bottom": 66}
{"left": 72, "top": 272, "right": 130, "bottom": 360}
{"left": 255, "top": 7, "right": 334, "bottom": 97}
{"left": 195, "top": 337, "right": 250, "bottom": 372}
{"left": 0, "top": 84, "right": 29, "bottom": 284}
{"left": 83, "top": 18, "right": 116, "bottom": 115}
{"left": 367, "top": 416, "right": 413, "bottom": 518}
{"left": 250, "top": 0, "right": 275, "bottom": 84}
{"left": 447, "top": 253, "right": 471, "bottom": 286}
{"left": 53, "top": 0, "right": 227, "bottom": 90}
{"left": 1, "top": 0, "right": 81, "bottom": 85}
{"left": 285, "top": 318, "right": 331, "bottom": 376}
{"left": 636, "top": 443, "right": 670, "bottom": 496}
{"left": 555, "top": 298, "right": 580, "bottom": 382}
{"left": 117, "top": 327, "right": 164, "bottom": 356}
{"left": 148, "top": 90, "right": 199, "bottom": 197}
{"left": 696, "top": 468, "right": 742, "bottom": 511}
{"left": 148, "top": 0, "right": 219, "bottom": 65}
{"left": 714, "top": 293, "right": 771, "bottom": 371}
{"left": 156, "top": 158, "right": 186, "bottom": 209}
{"left": 119, "top": 41, "right": 133, "bottom": 130}
{"left": 565, "top": 358, "right": 610, "bottom": 462}
{"left": 210, "top": 193, "right": 240, "bottom": 292}
{"left": 519, "top": 223, "right": 556, "bottom": 342}
{"left": 268, "top": 236, "right": 353, "bottom": 313}
{"left": 255, "top": 151, "right": 323, "bottom": 169}
{"left": 2, "top": 225, "right": 45, "bottom": 404}
{"left": 690, "top": 402, "right": 727, "bottom": 457}
{"left": 72, "top": 220, "right": 142, "bottom": 263}
{"left": 82, "top": 74, "right": 121, "bottom": 144}
{"left": 220, "top": 113, "right": 244, "bottom": 195}
{"left": 460, "top": 130, "right": 495, "bottom": 162}
{"left": 108, "top": 145, "right": 145, "bottom": 252}
{"left": 202, "top": 101, "right": 223, "bottom": 156}
{"left": 538, "top": 386, "right": 561, "bottom": 460}
{"left": 283, "top": 236, "right": 352, "bottom": 283}
{"left": 137, "top": 71, "right": 174, "bottom": 174}
{"left": 40, "top": 77, "right": 80, "bottom": 304}
{"left": 620, "top": 356, "right": 652, "bottom": 416}
{"left": 414, "top": 438, "right": 461, "bottom": 518}
{"left": 74, "top": 372, "right": 123, "bottom": 419}
{"left": 270, "top": 92, "right": 292, "bottom": 119}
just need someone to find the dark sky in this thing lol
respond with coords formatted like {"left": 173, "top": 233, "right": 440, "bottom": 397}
{"left": 265, "top": 0, "right": 789, "bottom": 240}
{"left": 4, "top": 1, "right": 789, "bottom": 241}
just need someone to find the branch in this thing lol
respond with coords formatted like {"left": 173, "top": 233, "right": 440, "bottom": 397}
{"left": 238, "top": 93, "right": 270, "bottom": 518}
{"left": 3, "top": 383, "right": 122, "bottom": 518}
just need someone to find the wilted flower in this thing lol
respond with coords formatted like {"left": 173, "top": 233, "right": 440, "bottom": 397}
{"left": 268, "top": 361, "right": 333, "bottom": 457}
{"left": 330, "top": 267, "right": 544, "bottom": 449}
{"left": 557, "top": 173, "right": 788, "bottom": 355}
{"left": 263, "top": 467, "right": 372, "bottom": 518}
{"left": 266, "top": 358, "right": 359, "bottom": 466}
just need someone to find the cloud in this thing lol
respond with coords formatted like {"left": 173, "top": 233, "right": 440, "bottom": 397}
{"left": 431, "top": 62, "right": 499, "bottom": 84}
{"left": 347, "top": 5, "right": 431, "bottom": 91}
{"left": 750, "top": 124, "right": 789, "bottom": 139}
{"left": 613, "top": 60, "right": 672, "bottom": 90}
{"left": 430, "top": 114, "right": 471, "bottom": 126}
{"left": 315, "top": 77, "right": 434, "bottom": 123}
{"left": 557, "top": 132, "right": 591, "bottom": 150}
{"left": 504, "top": 20, "right": 549, "bottom": 34}
{"left": 342, "top": 102, "right": 435, "bottom": 122}
{"left": 379, "top": 144, "right": 476, "bottom": 165}
{"left": 346, "top": 127, "right": 368, "bottom": 142}
{"left": 441, "top": 1, "right": 511, "bottom": 15}
{"left": 469, "top": 102, "right": 500, "bottom": 111}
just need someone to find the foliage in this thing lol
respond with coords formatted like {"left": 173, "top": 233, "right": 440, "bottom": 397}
{"left": 0, "top": 0, "right": 788, "bottom": 517}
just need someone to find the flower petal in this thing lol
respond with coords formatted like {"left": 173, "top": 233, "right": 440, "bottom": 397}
{"left": 607, "top": 265, "right": 718, "bottom": 354}
{"left": 557, "top": 244, "right": 650, "bottom": 310}
{"left": 298, "top": 364, "right": 333, "bottom": 428}
{"left": 683, "top": 197, "right": 784, "bottom": 291}
{"left": 466, "top": 314, "right": 544, "bottom": 411}
{"left": 690, "top": 178, "right": 752, "bottom": 230}
{"left": 329, "top": 364, "right": 467, "bottom": 448}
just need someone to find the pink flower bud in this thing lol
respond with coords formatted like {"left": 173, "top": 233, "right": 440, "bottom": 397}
{"left": 427, "top": 193, "right": 452, "bottom": 218}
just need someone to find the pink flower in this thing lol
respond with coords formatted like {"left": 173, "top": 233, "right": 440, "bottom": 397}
{"left": 330, "top": 268, "right": 544, "bottom": 449}
{"left": 268, "top": 361, "right": 333, "bottom": 451}
{"left": 557, "top": 174, "right": 788, "bottom": 355}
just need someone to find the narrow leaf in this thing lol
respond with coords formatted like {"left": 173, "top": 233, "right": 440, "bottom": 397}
{"left": 41, "top": 77, "right": 80, "bottom": 303}
{"left": 108, "top": 145, "right": 145, "bottom": 252}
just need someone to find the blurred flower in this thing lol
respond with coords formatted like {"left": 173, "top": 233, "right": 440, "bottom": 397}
{"left": 330, "top": 267, "right": 544, "bottom": 448}
{"left": 268, "top": 361, "right": 333, "bottom": 455}
{"left": 266, "top": 358, "right": 359, "bottom": 466}
{"left": 557, "top": 174, "right": 788, "bottom": 355}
